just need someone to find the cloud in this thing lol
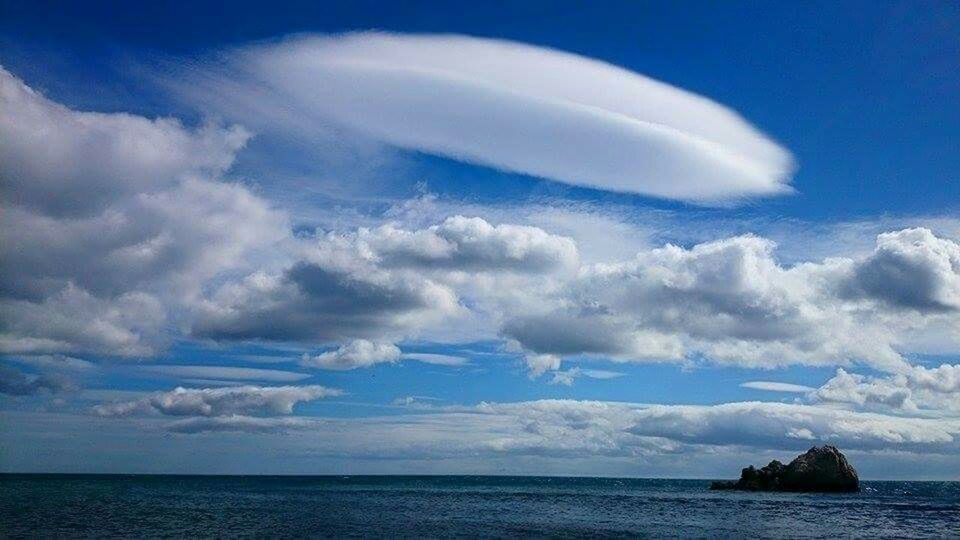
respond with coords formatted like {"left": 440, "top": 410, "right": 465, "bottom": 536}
{"left": 182, "top": 32, "right": 794, "bottom": 202}
{"left": 0, "top": 285, "right": 165, "bottom": 356}
{"left": 349, "top": 216, "right": 578, "bottom": 273}
{"left": 192, "top": 263, "right": 460, "bottom": 343}
{"left": 740, "top": 381, "right": 815, "bottom": 393}
{"left": 401, "top": 353, "right": 469, "bottom": 366}
{"left": 0, "top": 66, "right": 248, "bottom": 218}
{"left": 142, "top": 365, "right": 311, "bottom": 382}
{"left": 525, "top": 354, "right": 562, "bottom": 377}
{"left": 842, "top": 228, "right": 960, "bottom": 312}
{"left": 166, "top": 415, "right": 320, "bottom": 434}
{"left": 93, "top": 384, "right": 341, "bottom": 417}
{"left": 505, "top": 229, "right": 960, "bottom": 376}
{"left": 0, "top": 67, "right": 290, "bottom": 357}
{"left": 190, "top": 214, "right": 583, "bottom": 347}
{"left": 814, "top": 369, "right": 914, "bottom": 410}
{"left": 392, "top": 395, "right": 442, "bottom": 406}
{"left": 550, "top": 367, "right": 626, "bottom": 386}
{"left": 0, "top": 365, "right": 75, "bottom": 395}
{"left": 3, "top": 56, "right": 959, "bottom": 388}
{"left": 146, "top": 398, "right": 960, "bottom": 458}
{"left": 909, "top": 363, "right": 960, "bottom": 393}
{"left": 300, "top": 340, "right": 401, "bottom": 370}
{"left": 625, "top": 401, "right": 960, "bottom": 450}
{"left": 813, "top": 364, "right": 960, "bottom": 413}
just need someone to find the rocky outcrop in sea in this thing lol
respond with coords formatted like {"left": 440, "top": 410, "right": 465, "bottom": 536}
{"left": 710, "top": 445, "right": 859, "bottom": 492}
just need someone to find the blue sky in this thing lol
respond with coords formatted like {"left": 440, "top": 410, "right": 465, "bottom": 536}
{"left": 1, "top": 1, "right": 959, "bottom": 478}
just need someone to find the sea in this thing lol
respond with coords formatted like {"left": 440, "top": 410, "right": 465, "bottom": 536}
{"left": 2, "top": 474, "right": 958, "bottom": 538}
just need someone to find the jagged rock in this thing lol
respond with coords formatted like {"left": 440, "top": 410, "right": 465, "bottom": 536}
{"left": 710, "top": 446, "right": 859, "bottom": 492}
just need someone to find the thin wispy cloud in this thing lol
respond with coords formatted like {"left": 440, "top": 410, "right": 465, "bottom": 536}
{"left": 740, "top": 381, "right": 815, "bottom": 393}
{"left": 141, "top": 365, "right": 311, "bottom": 383}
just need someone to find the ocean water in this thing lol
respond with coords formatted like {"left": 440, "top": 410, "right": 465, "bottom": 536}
{"left": 2, "top": 474, "right": 958, "bottom": 538}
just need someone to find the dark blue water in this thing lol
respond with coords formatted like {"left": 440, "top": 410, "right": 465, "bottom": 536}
{"left": 2, "top": 474, "right": 958, "bottom": 538}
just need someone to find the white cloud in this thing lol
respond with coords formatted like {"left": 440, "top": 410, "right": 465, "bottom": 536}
{"left": 0, "top": 67, "right": 290, "bottom": 357}
{"left": 813, "top": 364, "right": 960, "bottom": 413}
{"left": 189, "top": 215, "right": 578, "bottom": 347}
{"left": 0, "top": 66, "right": 248, "bottom": 218}
{"left": 626, "top": 401, "right": 960, "bottom": 450}
{"left": 93, "top": 384, "right": 341, "bottom": 417}
{"left": 549, "top": 367, "right": 626, "bottom": 386}
{"left": 740, "top": 381, "right": 815, "bottom": 393}
{"left": 142, "top": 365, "right": 310, "bottom": 382}
{"left": 814, "top": 369, "right": 915, "bottom": 410}
{"left": 841, "top": 228, "right": 960, "bottom": 312}
{"left": 505, "top": 228, "right": 960, "bottom": 376}
{"left": 0, "top": 285, "right": 165, "bottom": 357}
{"left": 300, "top": 340, "right": 401, "bottom": 370}
{"left": 352, "top": 216, "right": 579, "bottom": 273}
{"left": 143, "top": 398, "right": 960, "bottom": 458}
{"left": 5, "top": 60, "right": 960, "bottom": 393}
{"left": 392, "top": 395, "right": 442, "bottom": 407}
{"left": 167, "top": 415, "right": 321, "bottom": 434}
{"left": 183, "top": 32, "right": 794, "bottom": 202}
{"left": 909, "top": 363, "right": 960, "bottom": 393}
{"left": 401, "top": 353, "right": 469, "bottom": 366}
{"left": 525, "top": 354, "right": 562, "bottom": 377}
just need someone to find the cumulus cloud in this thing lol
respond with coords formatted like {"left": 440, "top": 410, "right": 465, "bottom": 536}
{"left": 506, "top": 228, "right": 960, "bottom": 376}
{"left": 909, "top": 363, "right": 960, "bottom": 393}
{"left": 300, "top": 340, "right": 401, "bottom": 370}
{"left": 842, "top": 228, "right": 960, "bottom": 312}
{"left": 0, "top": 67, "right": 290, "bottom": 357}
{"left": 349, "top": 216, "right": 578, "bottom": 273}
{"left": 190, "top": 215, "right": 581, "bottom": 347}
{"left": 192, "top": 262, "right": 459, "bottom": 343}
{"left": 813, "top": 364, "right": 960, "bottom": 413}
{"left": 93, "top": 385, "right": 341, "bottom": 417}
{"left": 0, "top": 67, "right": 248, "bottom": 218}
{"left": 181, "top": 32, "right": 793, "bottom": 202}
{"left": 0, "top": 285, "right": 165, "bottom": 356}
{"left": 814, "top": 369, "right": 915, "bottom": 410}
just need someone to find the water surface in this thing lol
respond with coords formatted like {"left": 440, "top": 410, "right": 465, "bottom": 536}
{"left": 2, "top": 474, "right": 958, "bottom": 538}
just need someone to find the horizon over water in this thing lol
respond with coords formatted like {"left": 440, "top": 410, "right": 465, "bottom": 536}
{"left": 3, "top": 474, "right": 959, "bottom": 538}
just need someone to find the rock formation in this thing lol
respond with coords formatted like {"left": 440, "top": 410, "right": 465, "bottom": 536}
{"left": 710, "top": 446, "right": 859, "bottom": 492}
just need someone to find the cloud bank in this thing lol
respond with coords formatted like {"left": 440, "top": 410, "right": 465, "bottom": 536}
{"left": 128, "top": 398, "right": 960, "bottom": 463}
{"left": 93, "top": 385, "right": 341, "bottom": 417}
{"left": 505, "top": 228, "right": 960, "bottom": 375}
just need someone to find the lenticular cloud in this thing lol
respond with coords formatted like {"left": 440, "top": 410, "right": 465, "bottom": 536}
{"left": 224, "top": 33, "right": 794, "bottom": 202}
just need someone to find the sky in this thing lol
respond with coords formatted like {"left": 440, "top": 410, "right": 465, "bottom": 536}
{"left": 1, "top": 1, "right": 959, "bottom": 479}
